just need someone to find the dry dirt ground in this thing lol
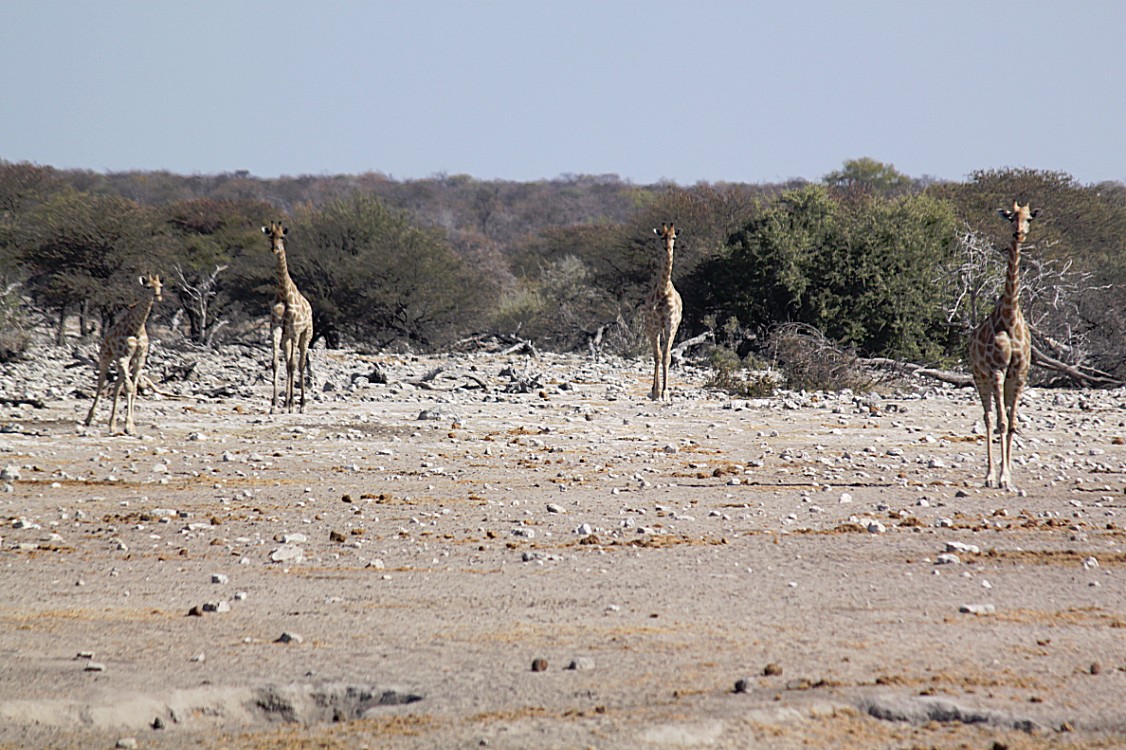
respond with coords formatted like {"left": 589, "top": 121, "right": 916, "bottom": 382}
{"left": 1, "top": 346, "right": 1124, "bottom": 750}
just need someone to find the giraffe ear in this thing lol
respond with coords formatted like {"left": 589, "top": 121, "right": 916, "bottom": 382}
{"left": 138, "top": 276, "right": 146, "bottom": 286}
{"left": 262, "top": 226, "right": 269, "bottom": 235}
{"left": 1029, "top": 209, "right": 1040, "bottom": 219}
{"left": 998, "top": 209, "right": 1014, "bottom": 221}
{"left": 653, "top": 227, "right": 660, "bottom": 236}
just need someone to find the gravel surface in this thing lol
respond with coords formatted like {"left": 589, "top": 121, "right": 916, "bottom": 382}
{"left": 1, "top": 339, "right": 1124, "bottom": 749}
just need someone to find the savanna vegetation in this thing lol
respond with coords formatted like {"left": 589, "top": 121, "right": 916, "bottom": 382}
{"left": 1, "top": 157, "right": 1123, "bottom": 387}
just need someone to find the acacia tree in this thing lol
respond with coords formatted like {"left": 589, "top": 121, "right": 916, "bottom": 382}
{"left": 161, "top": 198, "right": 272, "bottom": 344}
{"left": 287, "top": 194, "right": 495, "bottom": 348}
{"left": 930, "top": 168, "right": 1126, "bottom": 376}
{"left": 17, "top": 190, "right": 170, "bottom": 343}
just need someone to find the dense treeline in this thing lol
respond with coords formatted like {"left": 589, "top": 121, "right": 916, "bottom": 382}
{"left": 0, "top": 158, "right": 1123, "bottom": 380}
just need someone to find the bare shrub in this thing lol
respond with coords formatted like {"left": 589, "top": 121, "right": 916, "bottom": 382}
{"left": 767, "top": 323, "right": 876, "bottom": 392}
{"left": 0, "top": 280, "right": 30, "bottom": 363}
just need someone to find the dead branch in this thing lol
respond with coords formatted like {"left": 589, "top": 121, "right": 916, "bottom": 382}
{"left": 1031, "top": 346, "right": 1123, "bottom": 387}
{"left": 861, "top": 358, "right": 973, "bottom": 387}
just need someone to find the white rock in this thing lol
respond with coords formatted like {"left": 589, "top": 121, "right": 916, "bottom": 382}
{"left": 269, "top": 544, "right": 305, "bottom": 564}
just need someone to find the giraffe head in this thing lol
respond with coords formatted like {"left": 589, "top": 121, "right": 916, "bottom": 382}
{"left": 262, "top": 222, "right": 288, "bottom": 255}
{"left": 653, "top": 223, "right": 679, "bottom": 244}
{"left": 140, "top": 274, "right": 163, "bottom": 302}
{"left": 997, "top": 201, "right": 1039, "bottom": 243}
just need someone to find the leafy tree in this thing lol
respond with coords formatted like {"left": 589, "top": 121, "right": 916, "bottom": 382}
{"left": 824, "top": 157, "right": 915, "bottom": 197}
{"left": 693, "top": 185, "right": 958, "bottom": 361}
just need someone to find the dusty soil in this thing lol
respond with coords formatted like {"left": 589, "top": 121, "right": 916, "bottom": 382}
{"left": 1, "top": 346, "right": 1124, "bottom": 749}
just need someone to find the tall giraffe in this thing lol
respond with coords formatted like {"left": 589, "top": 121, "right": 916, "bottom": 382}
{"left": 84, "top": 274, "right": 163, "bottom": 435}
{"left": 262, "top": 222, "right": 313, "bottom": 413}
{"left": 643, "top": 223, "right": 683, "bottom": 401}
{"left": 968, "top": 201, "right": 1038, "bottom": 490}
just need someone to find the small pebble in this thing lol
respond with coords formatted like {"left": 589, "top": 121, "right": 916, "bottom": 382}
{"left": 276, "top": 632, "right": 304, "bottom": 644}
{"left": 531, "top": 657, "right": 548, "bottom": 672}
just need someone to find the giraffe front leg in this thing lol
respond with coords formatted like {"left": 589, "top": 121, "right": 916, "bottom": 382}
{"left": 283, "top": 338, "right": 297, "bottom": 413}
{"left": 297, "top": 339, "right": 310, "bottom": 414}
{"left": 124, "top": 350, "right": 147, "bottom": 436}
{"left": 999, "top": 384, "right": 1023, "bottom": 491}
{"left": 270, "top": 321, "right": 283, "bottom": 415}
{"left": 649, "top": 336, "right": 662, "bottom": 400}
{"left": 986, "top": 373, "right": 1008, "bottom": 489}
{"left": 660, "top": 340, "right": 674, "bottom": 402}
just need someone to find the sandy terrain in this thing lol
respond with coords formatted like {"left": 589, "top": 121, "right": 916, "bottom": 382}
{"left": 1, "top": 344, "right": 1124, "bottom": 749}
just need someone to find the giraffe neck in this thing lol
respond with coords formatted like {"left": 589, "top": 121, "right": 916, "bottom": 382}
{"left": 275, "top": 245, "right": 294, "bottom": 294}
{"left": 1000, "top": 236, "right": 1022, "bottom": 323}
{"left": 125, "top": 294, "right": 156, "bottom": 333}
{"left": 655, "top": 238, "right": 675, "bottom": 295}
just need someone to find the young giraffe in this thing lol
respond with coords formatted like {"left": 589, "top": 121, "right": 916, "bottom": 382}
{"left": 84, "top": 274, "right": 163, "bottom": 435}
{"left": 262, "top": 222, "right": 313, "bottom": 414}
{"left": 643, "top": 223, "right": 683, "bottom": 401}
{"left": 968, "top": 201, "right": 1039, "bottom": 490}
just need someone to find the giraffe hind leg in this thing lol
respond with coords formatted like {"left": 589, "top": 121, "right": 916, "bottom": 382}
{"left": 85, "top": 358, "right": 109, "bottom": 426}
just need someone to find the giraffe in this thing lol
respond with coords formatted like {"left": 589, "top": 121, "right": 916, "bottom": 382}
{"left": 262, "top": 222, "right": 313, "bottom": 414}
{"left": 84, "top": 274, "right": 163, "bottom": 435}
{"left": 968, "top": 201, "right": 1039, "bottom": 490}
{"left": 643, "top": 223, "right": 684, "bottom": 401}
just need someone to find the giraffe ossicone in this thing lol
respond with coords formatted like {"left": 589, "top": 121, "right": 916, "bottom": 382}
{"left": 643, "top": 223, "right": 683, "bottom": 401}
{"left": 262, "top": 222, "right": 313, "bottom": 414}
{"left": 968, "top": 201, "right": 1038, "bottom": 490}
{"left": 84, "top": 274, "right": 163, "bottom": 436}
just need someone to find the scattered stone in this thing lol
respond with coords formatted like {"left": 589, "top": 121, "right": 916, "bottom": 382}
{"left": 945, "top": 541, "right": 980, "bottom": 554}
{"left": 329, "top": 530, "right": 347, "bottom": 543}
{"left": 201, "top": 600, "right": 230, "bottom": 613}
{"left": 211, "top": 573, "right": 229, "bottom": 584}
{"left": 866, "top": 521, "right": 886, "bottom": 534}
{"left": 531, "top": 657, "right": 549, "bottom": 672}
{"left": 1083, "top": 556, "right": 1099, "bottom": 570}
{"left": 115, "top": 738, "right": 137, "bottom": 749}
{"left": 935, "top": 553, "right": 960, "bottom": 565}
{"left": 959, "top": 604, "right": 996, "bottom": 616}
{"left": 566, "top": 657, "right": 595, "bottom": 671}
{"left": 276, "top": 632, "right": 304, "bottom": 644}
{"left": 84, "top": 662, "right": 106, "bottom": 672}
{"left": 763, "top": 662, "right": 783, "bottom": 676}
{"left": 152, "top": 716, "right": 166, "bottom": 729}
{"left": 1090, "top": 662, "right": 1102, "bottom": 675}
{"left": 733, "top": 678, "right": 750, "bottom": 693}
{"left": 270, "top": 544, "right": 306, "bottom": 564}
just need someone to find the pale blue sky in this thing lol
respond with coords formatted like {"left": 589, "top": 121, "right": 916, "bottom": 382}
{"left": 2, "top": 0, "right": 1123, "bottom": 186}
